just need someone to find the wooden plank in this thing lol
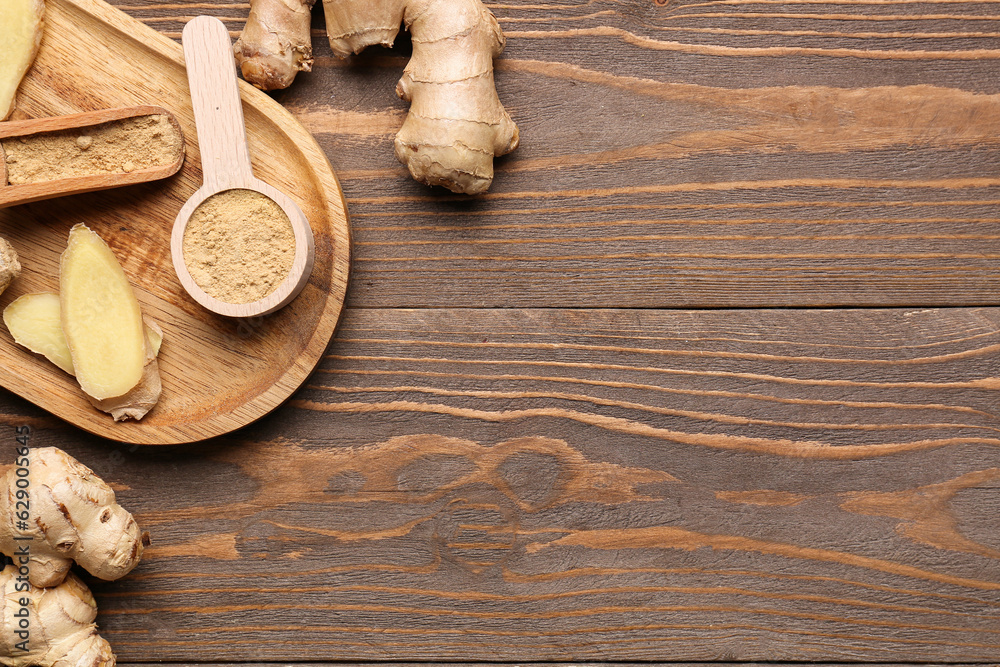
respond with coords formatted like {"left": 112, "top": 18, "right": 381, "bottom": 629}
{"left": 105, "top": 0, "right": 1000, "bottom": 308}
{"left": 2, "top": 307, "right": 997, "bottom": 662}
{"left": 7, "top": 0, "right": 1000, "bottom": 663}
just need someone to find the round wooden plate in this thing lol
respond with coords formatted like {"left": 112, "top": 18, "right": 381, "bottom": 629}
{"left": 0, "top": 0, "right": 351, "bottom": 444}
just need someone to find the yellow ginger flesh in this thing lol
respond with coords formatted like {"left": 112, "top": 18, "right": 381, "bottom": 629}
{"left": 4, "top": 291, "right": 163, "bottom": 376}
{"left": 0, "top": 0, "right": 44, "bottom": 121}
{"left": 3, "top": 292, "right": 75, "bottom": 374}
{"left": 59, "top": 224, "right": 146, "bottom": 401}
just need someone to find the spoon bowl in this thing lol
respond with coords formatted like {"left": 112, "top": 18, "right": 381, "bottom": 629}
{"left": 172, "top": 15, "right": 314, "bottom": 318}
{"left": 0, "top": 105, "right": 184, "bottom": 208}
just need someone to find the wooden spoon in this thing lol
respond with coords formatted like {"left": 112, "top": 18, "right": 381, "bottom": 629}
{"left": 171, "top": 15, "right": 315, "bottom": 318}
{"left": 0, "top": 105, "right": 184, "bottom": 208}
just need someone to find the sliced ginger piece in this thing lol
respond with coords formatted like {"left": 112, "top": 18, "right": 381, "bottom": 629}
{"left": 60, "top": 223, "right": 146, "bottom": 401}
{"left": 4, "top": 291, "right": 163, "bottom": 373}
{"left": 0, "top": 0, "right": 45, "bottom": 120}
{"left": 89, "top": 318, "right": 162, "bottom": 421}
{"left": 3, "top": 291, "right": 74, "bottom": 374}
{"left": 5, "top": 289, "right": 163, "bottom": 421}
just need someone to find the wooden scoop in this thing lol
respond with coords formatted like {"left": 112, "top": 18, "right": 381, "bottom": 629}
{"left": 171, "top": 15, "right": 315, "bottom": 318}
{"left": 0, "top": 105, "right": 185, "bottom": 208}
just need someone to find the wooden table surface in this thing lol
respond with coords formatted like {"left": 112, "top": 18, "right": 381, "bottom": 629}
{"left": 4, "top": 0, "right": 1000, "bottom": 664}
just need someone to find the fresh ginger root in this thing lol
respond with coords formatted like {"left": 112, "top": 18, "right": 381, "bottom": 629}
{"left": 4, "top": 292, "right": 164, "bottom": 421}
{"left": 0, "top": 447, "right": 148, "bottom": 589}
{"left": 344, "top": 0, "right": 519, "bottom": 193}
{"left": 0, "top": 238, "right": 22, "bottom": 296}
{"left": 235, "top": 0, "right": 518, "bottom": 194}
{"left": 234, "top": 0, "right": 316, "bottom": 91}
{"left": 58, "top": 224, "right": 161, "bottom": 420}
{"left": 0, "top": 564, "right": 115, "bottom": 667}
{"left": 0, "top": 0, "right": 45, "bottom": 121}
{"left": 329, "top": 0, "right": 518, "bottom": 194}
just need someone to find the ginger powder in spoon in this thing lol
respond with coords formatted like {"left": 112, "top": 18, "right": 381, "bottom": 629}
{"left": 181, "top": 188, "right": 295, "bottom": 304}
{"left": 2, "top": 114, "right": 183, "bottom": 183}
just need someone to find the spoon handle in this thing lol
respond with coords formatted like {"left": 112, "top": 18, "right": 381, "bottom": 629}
{"left": 182, "top": 16, "right": 253, "bottom": 190}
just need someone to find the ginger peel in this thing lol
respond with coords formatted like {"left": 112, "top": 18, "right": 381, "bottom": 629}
{"left": 0, "top": 447, "right": 148, "bottom": 589}
{"left": 235, "top": 0, "right": 518, "bottom": 194}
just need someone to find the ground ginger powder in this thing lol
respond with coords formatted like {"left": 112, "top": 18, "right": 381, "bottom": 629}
{"left": 1, "top": 114, "right": 183, "bottom": 184}
{"left": 182, "top": 189, "right": 295, "bottom": 304}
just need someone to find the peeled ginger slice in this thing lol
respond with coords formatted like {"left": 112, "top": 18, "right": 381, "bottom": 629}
{"left": 60, "top": 224, "right": 146, "bottom": 400}
{"left": 4, "top": 291, "right": 163, "bottom": 377}
{"left": 0, "top": 0, "right": 45, "bottom": 120}
{"left": 89, "top": 322, "right": 161, "bottom": 421}
{"left": 3, "top": 292, "right": 74, "bottom": 374}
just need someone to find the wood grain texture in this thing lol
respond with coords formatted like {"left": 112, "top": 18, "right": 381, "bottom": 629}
{"left": 107, "top": 0, "right": 1000, "bottom": 308}
{"left": 114, "top": 664, "right": 1000, "bottom": 667}
{"left": 2, "top": 307, "right": 996, "bottom": 662}
{"left": 4, "top": 0, "right": 1000, "bottom": 663}
{"left": 0, "top": 0, "right": 349, "bottom": 443}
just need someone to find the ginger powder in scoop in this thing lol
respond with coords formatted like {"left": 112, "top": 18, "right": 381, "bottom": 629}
{"left": 181, "top": 188, "right": 295, "bottom": 304}
{"left": 2, "top": 114, "right": 183, "bottom": 183}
